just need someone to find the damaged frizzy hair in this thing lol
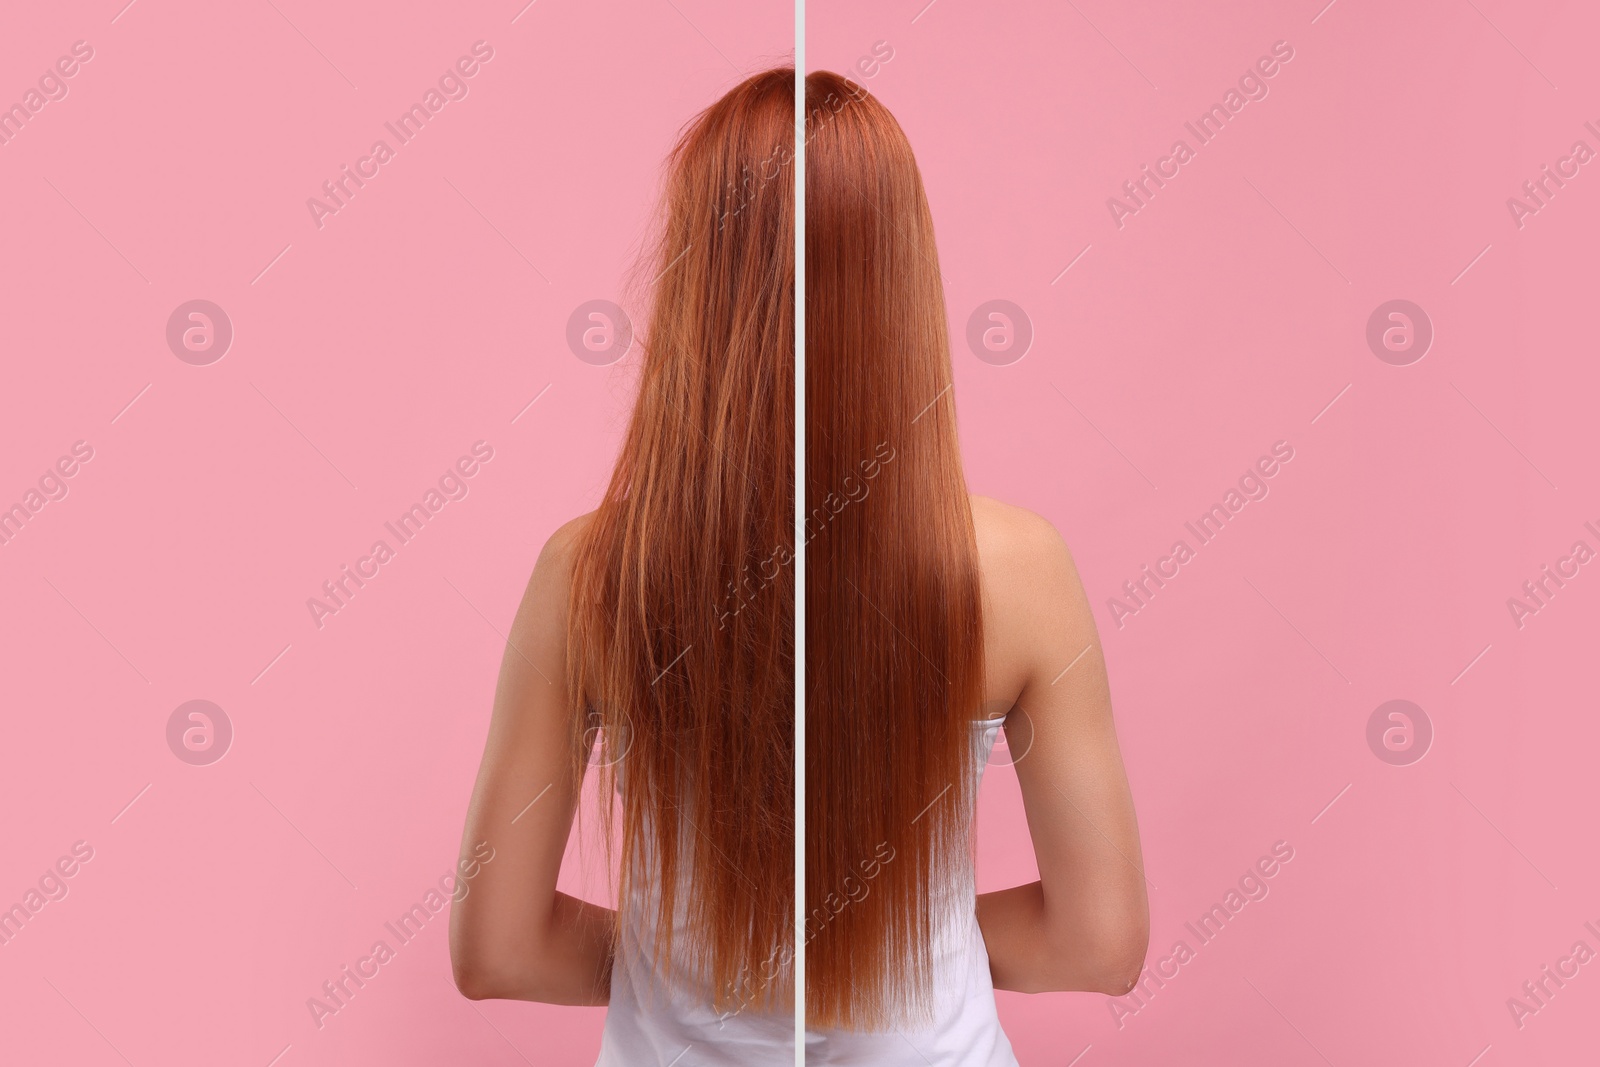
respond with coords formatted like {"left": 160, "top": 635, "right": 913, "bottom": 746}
{"left": 565, "top": 68, "right": 796, "bottom": 1013}
{"left": 805, "top": 71, "right": 986, "bottom": 1030}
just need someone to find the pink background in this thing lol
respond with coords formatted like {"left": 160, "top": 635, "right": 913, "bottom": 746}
{"left": 810, "top": 0, "right": 1600, "bottom": 1064}
{"left": 5, "top": 0, "right": 1598, "bottom": 1064}
{"left": 0, "top": 2, "right": 788, "bottom": 1065}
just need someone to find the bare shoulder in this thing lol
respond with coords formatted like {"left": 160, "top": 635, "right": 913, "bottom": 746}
{"left": 970, "top": 495, "right": 1081, "bottom": 588}
{"left": 538, "top": 511, "right": 597, "bottom": 573}
{"left": 515, "top": 510, "right": 597, "bottom": 633}
{"left": 970, "top": 496, "right": 1096, "bottom": 691}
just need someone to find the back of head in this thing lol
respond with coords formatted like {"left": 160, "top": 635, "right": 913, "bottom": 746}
{"left": 568, "top": 67, "right": 795, "bottom": 1014}
{"left": 805, "top": 71, "right": 985, "bottom": 1030}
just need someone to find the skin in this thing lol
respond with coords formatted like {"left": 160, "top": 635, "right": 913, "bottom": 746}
{"left": 450, "top": 512, "right": 615, "bottom": 1005}
{"left": 970, "top": 495, "right": 1151, "bottom": 996}
{"left": 452, "top": 496, "right": 1149, "bottom": 1005}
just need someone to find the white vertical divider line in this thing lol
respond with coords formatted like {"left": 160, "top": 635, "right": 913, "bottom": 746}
{"left": 792, "top": 7, "right": 806, "bottom": 1060}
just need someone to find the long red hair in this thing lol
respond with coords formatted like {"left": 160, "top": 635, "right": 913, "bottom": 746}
{"left": 805, "top": 71, "right": 986, "bottom": 1029}
{"left": 567, "top": 68, "right": 795, "bottom": 1014}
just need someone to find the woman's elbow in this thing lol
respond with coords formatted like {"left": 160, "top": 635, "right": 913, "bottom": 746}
{"left": 452, "top": 941, "right": 582, "bottom": 1004}
{"left": 1038, "top": 912, "right": 1150, "bottom": 995}
{"left": 452, "top": 952, "right": 512, "bottom": 1001}
{"left": 1086, "top": 926, "right": 1149, "bottom": 996}
{"left": 453, "top": 970, "right": 494, "bottom": 1001}
{"left": 451, "top": 931, "right": 528, "bottom": 1001}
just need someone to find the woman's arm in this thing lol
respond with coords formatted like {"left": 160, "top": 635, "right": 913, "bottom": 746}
{"left": 974, "top": 506, "right": 1150, "bottom": 995}
{"left": 449, "top": 515, "right": 616, "bottom": 1005}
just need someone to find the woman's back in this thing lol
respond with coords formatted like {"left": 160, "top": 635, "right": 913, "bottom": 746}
{"left": 598, "top": 841, "right": 794, "bottom": 1065}
{"left": 452, "top": 65, "right": 1147, "bottom": 1065}
{"left": 806, "top": 493, "right": 1138, "bottom": 1064}
{"left": 450, "top": 67, "right": 798, "bottom": 1063}
{"left": 803, "top": 711, "right": 1016, "bottom": 1065}
{"left": 802, "top": 67, "right": 1148, "bottom": 1049}
{"left": 597, "top": 494, "right": 1083, "bottom": 1065}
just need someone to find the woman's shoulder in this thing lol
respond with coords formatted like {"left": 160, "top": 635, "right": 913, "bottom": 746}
{"left": 540, "top": 510, "right": 597, "bottom": 567}
{"left": 517, "top": 510, "right": 599, "bottom": 623}
{"left": 969, "top": 495, "right": 1094, "bottom": 672}
{"left": 969, "top": 495, "right": 1078, "bottom": 580}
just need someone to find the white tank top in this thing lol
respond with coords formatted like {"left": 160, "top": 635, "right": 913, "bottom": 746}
{"left": 594, "top": 716, "right": 1019, "bottom": 1066}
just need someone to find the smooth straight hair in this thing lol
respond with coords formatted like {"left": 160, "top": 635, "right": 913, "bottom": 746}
{"left": 566, "top": 68, "right": 796, "bottom": 1015}
{"left": 805, "top": 70, "right": 986, "bottom": 1030}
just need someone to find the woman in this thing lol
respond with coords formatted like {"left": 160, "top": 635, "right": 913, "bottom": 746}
{"left": 450, "top": 68, "right": 795, "bottom": 1065}
{"left": 805, "top": 70, "right": 1150, "bottom": 1063}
